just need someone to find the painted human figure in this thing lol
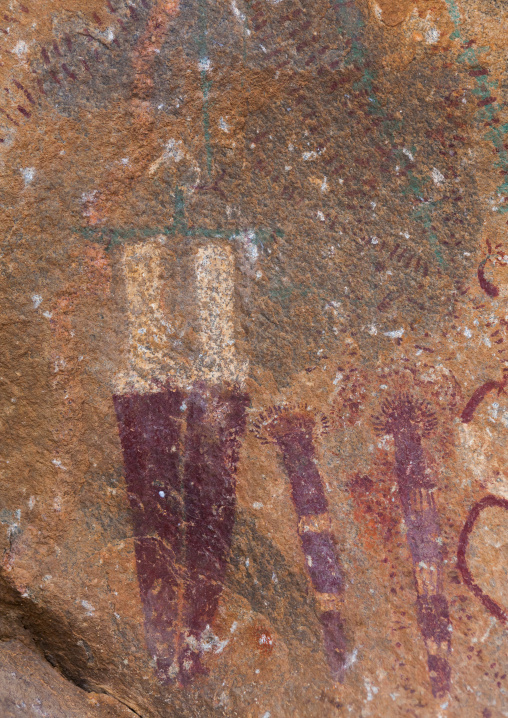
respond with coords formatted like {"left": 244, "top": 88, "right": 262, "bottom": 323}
{"left": 113, "top": 239, "right": 248, "bottom": 683}
{"left": 373, "top": 394, "right": 452, "bottom": 697}
{"left": 252, "top": 405, "right": 351, "bottom": 681}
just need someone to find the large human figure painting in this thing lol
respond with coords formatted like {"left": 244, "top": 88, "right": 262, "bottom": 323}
{"left": 113, "top": 239, "right": 248, "bottom": 683}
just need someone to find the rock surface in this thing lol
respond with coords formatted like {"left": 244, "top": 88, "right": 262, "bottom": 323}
{"left": 0, "top": 639, "right": 136, "bottom": 717}
{"left": 0, "top": 0, "right": 507, "bottom": 716}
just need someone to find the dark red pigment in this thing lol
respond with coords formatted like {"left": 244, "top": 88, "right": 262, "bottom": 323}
{"left": 457, "top": 494, "right": 508, "bottom": 624}
{"left": 114, "top": 382, "right": 248, "bottom": 683}
{"left": 478, "top": 258, "right": 499, "bottom": 297}
{"left": 261, "top": 410, "right": 349, "bottom": 681}
{"left": 461, "top": 380, "right": 505, "bottom": 423}
{"left": 374, "top": 395, "right": 451, "bottom": 697}
{"left": 178, "top": 383, "right": 249, "bottom": 682}
{"left": 113, "top": 384, "right": 184, "bottom": 681}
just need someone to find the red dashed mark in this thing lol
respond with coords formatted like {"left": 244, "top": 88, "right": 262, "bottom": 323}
{"left": 52, "top": 40, "right": 63, "bottom": 57}
{"left": 61, "top": 63, "right": 76, "bottom": 80}
{"left": 12, "top": 80, "right": 35, "bottom": 104}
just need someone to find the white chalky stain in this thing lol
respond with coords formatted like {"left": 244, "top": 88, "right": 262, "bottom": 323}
{"left": 20, "top": 167, "right": 35, "bottom": 185}
{"left": 364, "top": 678, "right": 379, "bottom": 701}
{"left": 384, "top": 328, "right": 404, "bottom": 339}
{"left": 425, "top": 27, "right": 440, "bottom": 44}
{"left": 149, "top": 138, "right": 185, "bottom": 175}
{"left": 432, "top": 167, "right": 445, "bottom": 185}
{"left": 230, "top": 0, "right": 250, "bottom": 34}
{"left": 219, "top": 116, "right": 230, "bottom": 132}
{"left": 13, "top": 40, "right": 28, "bottom": 57}
{"left": 81, "top": 600, "right": 95, "bottom": 616}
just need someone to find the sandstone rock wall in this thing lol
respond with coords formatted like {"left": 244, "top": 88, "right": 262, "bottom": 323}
{"left": 0, "top": 0, "right": 507, "bottom": 716}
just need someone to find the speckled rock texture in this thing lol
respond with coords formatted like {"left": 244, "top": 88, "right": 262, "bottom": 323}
{"left": 0, "top": 0, "right": 507, "bottom": 716}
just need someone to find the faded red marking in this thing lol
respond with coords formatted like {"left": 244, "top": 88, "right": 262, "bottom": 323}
{"left": 348, "top": 474, "right": 399, "bottom": 548}
{"left": 461, "top": 379, "right": 505, "bottom": 423}
{"left": 478, "top": 96, "right": 497, "bottom": 108}
{"left": 0, "top": 107, "right": 19, "bottom": 126}
{"left": 17, "top": 105, "right": 30, "bottom": 118}
{"left": 478, "top": 258, "right": 499, "bottom": 297}
{"left": 61, "top": 64, "right": 77, "bottom": 80}
{"left": 81, "top": 59, "right": 92, "bottom": 74}
{"left": 52, "top": 40, "right": 63, "bottom": 57}
{"left": 469, "top": 68, "right": 488, "bottom": 77}
{"left": 34, "top": 76, "right": 45, "bottom": 95}
{"left": 12, "top": 79, "right": 35, "bottom": 105}
{"left": 457, "top": 495, "right": 508, "bottom": 624}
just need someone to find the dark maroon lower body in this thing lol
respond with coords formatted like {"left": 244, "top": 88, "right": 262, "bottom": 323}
{"left": 114, "top": 381, "right": 248, "bottom": 683}
{"left": 179, "top": 383, "right": 249, "bottom": 681}
{"left": 398, "top": 480, "right": 451, "bottom": 697}
{"left": 273, "top": 418, "right": 349, "bottom": 681}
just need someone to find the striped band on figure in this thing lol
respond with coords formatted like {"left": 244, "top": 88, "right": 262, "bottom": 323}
{"left": 252, "top": 404, "right": 351, "bottom": 682}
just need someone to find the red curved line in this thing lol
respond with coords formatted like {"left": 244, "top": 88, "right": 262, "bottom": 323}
{"left": 457, "top": 495, "right": 508, "bottom": 624}
{"left": 461, "top": 380, "right": 502, "bottom": 423}
{"left": 478, "top": 258, "right": 499, "bottom": 298}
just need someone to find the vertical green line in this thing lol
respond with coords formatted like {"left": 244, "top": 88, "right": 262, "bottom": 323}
{"left": 198, "top": 0, "right": 213, "bottom": 176}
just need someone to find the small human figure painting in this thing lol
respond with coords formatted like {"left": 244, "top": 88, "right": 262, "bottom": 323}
{"left": 252, "top": 404, "right": 350, "bottom": 682}
{"left": 373, "top": 394, "right": 452, "bottom": 698}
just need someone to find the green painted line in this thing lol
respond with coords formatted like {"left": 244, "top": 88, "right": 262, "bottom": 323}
{"left": 444, "top": 0, "right": 461, "bottom": 29}
{"left": 198, "top": 0, "right": 213, "bottom": 176}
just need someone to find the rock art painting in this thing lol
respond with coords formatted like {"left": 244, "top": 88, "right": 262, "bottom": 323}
{"left": 1, "top": 0, "right": 508, "bottom": 715}
{"left": 113, "top": 239, "right": 248, "bottom": 683}
{"left": 252, "top": 405, "right": 350, "bottom": 682}
{"left": 457, "top": 494, "right": 508, "bottom": 625}
{"left": 373, "top": 394, "right": 452, "bottom": 697}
